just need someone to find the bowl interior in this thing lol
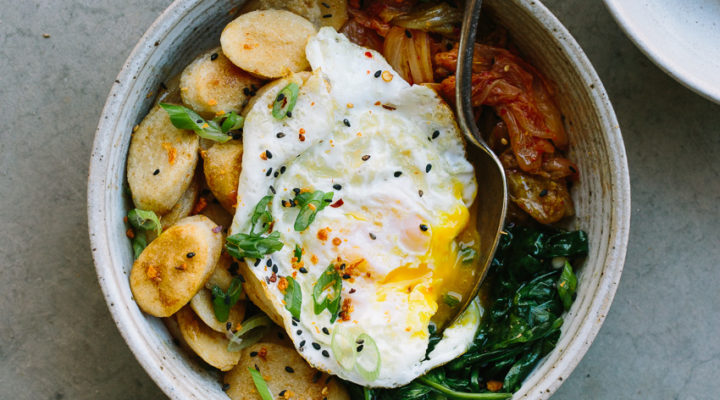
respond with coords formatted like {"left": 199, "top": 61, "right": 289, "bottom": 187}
{"left": 88, "top": 1, "right": 630, "bottom": 399}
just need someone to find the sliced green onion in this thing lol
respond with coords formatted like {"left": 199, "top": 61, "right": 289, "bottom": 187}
{"left": 312, "top": 264, "right": 342, "bottom": 322}
{"left": 159, "top": 103, "right": 231, "bottom": 143}
{"left": 272, "top": 83, "right": 299, "bottom": 120}
{"left": 459, "top": 245, "right": 477, "bottom": 264}
{"left": 225, "top": 231, "right": 283, "bottom": 259}
{"left": 248, "top": 366, "right": 274, "bottom": 400}
{"left": 293, "top": 190, "right": 334, "bottom": 231}
{"left": 127, "top": 208, "right": 162, "bottom": 236}
{"left": 212, "top": 277, "right": 243, "bottom": 322}
{"left": 220, "top": 111, "right": 244, "bottom": 133}
{"left": 283, "top": 276, "right": 302, "bottom": 320}
{"left": 228, "top": 314, "right": 272, "bottom": 352}
{"left": 354, "top": 333, "right": 381, "bottom": 382}
{"left": 294, "top": 244, "right": 302, "bottom": 262}
{"left": 330, "top": 327, "right": 356, "bottom": 370}
{"left": 442, "top": 292, "right": 462, "bottom": 308}
{"left": 250, "top": 195, "right": 273, "bottom": 234}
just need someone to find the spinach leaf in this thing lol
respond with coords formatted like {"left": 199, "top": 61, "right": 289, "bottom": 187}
{"left": 557, "top": 261, "right": 577, "bottom": 311}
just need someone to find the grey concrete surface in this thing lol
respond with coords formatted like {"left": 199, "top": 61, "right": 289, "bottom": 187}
{"left": 0, "top": 0, "right": 718, "bottom": 399}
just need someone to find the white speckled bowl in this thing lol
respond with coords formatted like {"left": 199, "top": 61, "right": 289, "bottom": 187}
{"left": 88, "top": 1, "right": 630, "bottom": 398}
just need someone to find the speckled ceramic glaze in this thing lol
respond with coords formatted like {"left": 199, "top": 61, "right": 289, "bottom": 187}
{"left": 87, "top": 1, "right": 631, "bottom": 398}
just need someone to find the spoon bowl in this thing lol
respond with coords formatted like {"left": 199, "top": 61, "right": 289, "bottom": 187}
{"left": 442, "top": 0, "right": 508, "bottom": 331}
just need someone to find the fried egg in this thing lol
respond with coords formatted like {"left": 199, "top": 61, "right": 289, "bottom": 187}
{"left": 230, "top": 28, "right": 482, "bottom": 387}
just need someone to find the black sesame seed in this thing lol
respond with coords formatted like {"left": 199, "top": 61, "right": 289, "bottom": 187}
{"left": 237, "top": 273, "right": 245, "bottom": 282}
{"left": 340, "top": 263, "right": 346, "bottom": 270}
{"left": 342, "top": 274, "right": 351, "bottom": 280}
{"left": 321, "top": 1, "right": 330, "bottom": 7}
{"left": 322, "top": 327, "right": 330, "bottom": 335}
{"left": 322, "top": 350, "right": 330, "bottom": 357}
{"left": 289, "top": 199, "right": 296, "bottom": 207}
{"left": 286, "top": 111, "right": 292, "bottom": 118}
{"left": 211, "top": 53, "right": 219, "bottom": 61}
{"left": 394, "top": 171, "right": 402, "bottom": 177}
{"left": 279, "top": 390, "right": 287, "bottom": 397}
{"left": 432, "top": 130, "right": 440, "bottom": 139}
{"left": 186, "top": 252, "right": 195, "bottom": 258}
{"left": 196, "top": 119, "right": 203, "bottom": 124}
{"left": 250, "top": 351, "right": 258, "bottom": 357}
{"left": 374, "top": 70, "right": 382, "bottom": 78}
{"left": 369, "top": 233, "right": 376, "bottom": 240}
{"left": 297, "top": 330, "right": 303, "bottom": 335}
{"left": 277, "top": 93, "right": 286, "bottom": 102}
{"left": 270, "top": 185, "right": 276, "bottom": 194}
{"left": 276, "top": 132, "right": 286, "bottom": 138}
{"left": 222, "top": 383, "right": 230, "bottom": 391}
{"left": 292, "top": 316, "right": 300, "bottom": 322}
{"left": 293, "top": 188, "right": 301, "bottom": 194}
{"left": 333, "top": 184, "right": 342, "bottom": 190}
{"left": 254, "top": 259, "right": 261, "bottom": 266}
{"left": 324, "top": 198, "right": 332, "bottom": 203}
{"left": 266, "top": 258, "right": 273, "bottom": 267}
{"left": 282, "top": 199, "right": 288, "bottom": 207}
{"left": 266, "top": 168, "right": 273, "bottom": 177}
{"left": 569, "top": 166, "right": 577, "bottom": 173}
{"left": 299, "top": 340, "right": 305, "bottom": 347}
{"left": 362, "top": 155, "right": 371, "bottom": 161}
{"left": 356, "top": 344, "right": 364, "bottom": 352}
{"left": 251, "top": 84, "right": 258, "bottom": 91}
{"left": 243, "top": 88, "right": 251, "bottom": 96}
{"left": 419, "top": 190, "right": 424, "bottom": 197}
{"left": 255, "top": 364, "right": 260, "bottom": 372}
{"left": 153, "top": 169, "right": 160, "bottom": 175}
{"left": 312, "top": 342, "right": 321, "bottom": 350}
{"left": 285, "top": 366, "right": 295, "bottom": 373}
{"left": 280, "top": 166, "right": 286, "bottom": 174}
{"left": 232, "top": 131, "right": 243, "bottom": 140}
{"left": 274, "top": 171, "right": 279, "bottom": 178}
{"left": 356, "top": 338, "right": 364, "bottom": 344}
{"left": 405, "top": 29, "right": 412, "bottom": 38}
{"left": 343, "top": 119, "right": 351, "bottom": 127}
{"left": 226, "top": 322, "right": 232, "bottom": 330}
{"left": 426, "top": 164, "right": 432, "bottom": 173}
{"left": 299, "top": 267, "right": 308, "bottom": 273}
{"left": 322, "top": 13, "right": 332, "bottom": 18}
{"left": 420, "top": 224, "right": 429, "bottom": 231}
{"left": 272, "top": 264, "right": 278, "bottom": 273}
{"left": 539, "top": 189, "right": 548, "bottom": 197}
{"left": 446, "top": 42, "right": 454, "bottom": 50}
{"left": 265, "top": 150, "right": 273, "bottom": 159}
{"left": 349, "top": 288, "right": 356, "bottom": 294}
{"left": 292, "top": 319, "right": 297, "bottom": 326}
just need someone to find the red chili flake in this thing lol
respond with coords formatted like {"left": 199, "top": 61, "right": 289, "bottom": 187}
{"left": 364, "top": 51, "right": 372, "bottom": 58}
{"left": 330, "top": 199, "right": 344, "bottom": 208}
{"left": 269, "top": 273, "right": 277, "bottom": 283}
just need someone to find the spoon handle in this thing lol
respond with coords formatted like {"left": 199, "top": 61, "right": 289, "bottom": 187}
{"left": 455, "top": 0, "right": 487, "bottom": 151}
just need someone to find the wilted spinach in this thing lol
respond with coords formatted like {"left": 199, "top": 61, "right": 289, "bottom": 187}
{"left": 350, "top": 223, "right": 588, "bottom": 399}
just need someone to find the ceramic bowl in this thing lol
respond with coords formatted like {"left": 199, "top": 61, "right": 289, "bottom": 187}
{"left": 88, "top": 0, "right": 631, "bottom": 398}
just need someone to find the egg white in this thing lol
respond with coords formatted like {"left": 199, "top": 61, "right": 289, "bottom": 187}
{"left": 230, "top": 28, "right": 481, "bottom": 387}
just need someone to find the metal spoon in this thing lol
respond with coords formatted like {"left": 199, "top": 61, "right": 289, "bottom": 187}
{"left": 441, "top": 0, "right": 508, "bottom": 330}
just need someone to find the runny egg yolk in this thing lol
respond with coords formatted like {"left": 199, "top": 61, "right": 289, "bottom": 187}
{"left": 376, "top": 198, "right": 481, "bottom": 338}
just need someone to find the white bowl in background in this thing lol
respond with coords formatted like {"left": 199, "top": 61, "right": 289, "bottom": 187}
{"left": 604, "top": 0, "right": 720, "bottom": 104}
{"left": 88, "top": 1, "right": 631, "bottom": 398}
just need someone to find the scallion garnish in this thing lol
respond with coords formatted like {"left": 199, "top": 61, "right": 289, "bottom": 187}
{"left": 211, "top": 277, "right": 243, "bottom": 322}
{"left": 442, "top": 292, "right": 461, "bottom": 308}
{"left": 293, "top": 190, "right": 334, "bottom": 231}
{"left": 250, "top": 195, "right": 274, "bottom": 234}
{"left": 159, "top": 103, "right": 243, "bottom": 143}
{"left": 354, "top": 333, "right": 381, "bottom": 381}
{"left": 248, "top": 366, "right": 274, "bottom": 400}
{"left": 283, "top": 276, "right": 302, "bottom": 320}
{"left": 312, "top": 264, "right": 342, "bottom": 323}
{"left": 225, "top": 231, "right": 283, "bottom": 259}
{"left": 330, "top": 327, "right": 356, "bottom": 370}
{"left": 294, "top": 244, "right": 302, "bottom": 262}
{"left": 227, "top": 314, "right": 272, "bottom": 352}
{"left": 271, "top": 83, "right": 299, "bottom": 120}
{"left": 459, "top": 245, "right": 477, "bottom": 264}
{"left": 131, "top": 230, "right": 147, "bottom": 259}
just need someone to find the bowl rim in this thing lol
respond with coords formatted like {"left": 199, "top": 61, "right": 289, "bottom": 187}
{"left": 88, "top": 0, "right": 631, "bottom": 398}
{"left": 602, "top": 0, "right": 720, "bottom": 105}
